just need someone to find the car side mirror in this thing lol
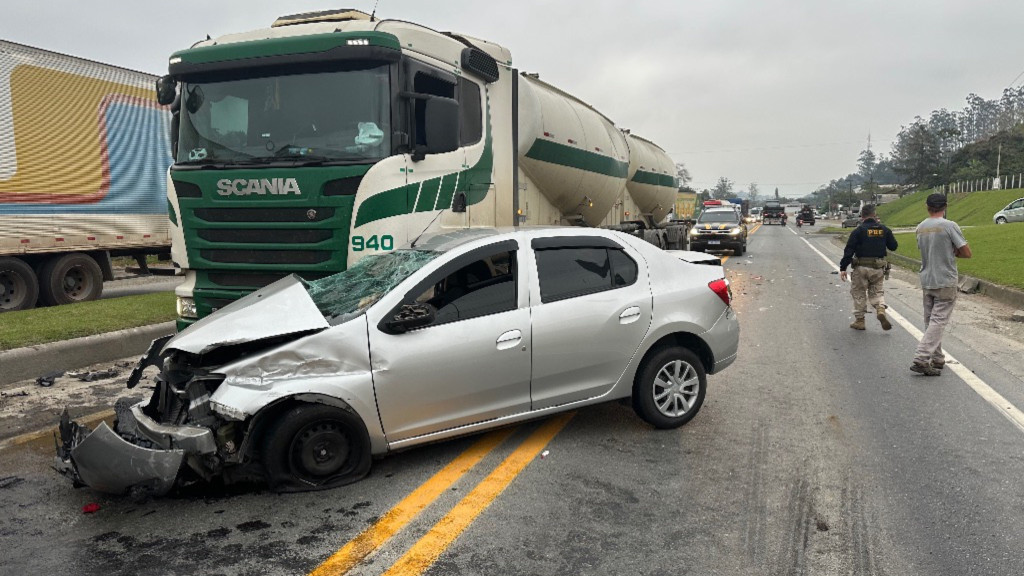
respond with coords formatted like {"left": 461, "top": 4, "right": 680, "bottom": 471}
{"left": 156, "top": 75, "right": 177, "bottom": 106}
{"left": 423, "top": 97, "right": 459, "bottom": 155}
{"left": 385, "top": 303, "right": 436, "bottom": 334}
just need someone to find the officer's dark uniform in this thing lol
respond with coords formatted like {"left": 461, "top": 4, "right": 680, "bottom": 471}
{"left": 839, "top": 216, "right": 898, "bottom": 330}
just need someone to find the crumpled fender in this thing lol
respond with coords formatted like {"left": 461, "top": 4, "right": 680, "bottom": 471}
{"left": 55, "top": 411, "right": 184, "bottom": 496}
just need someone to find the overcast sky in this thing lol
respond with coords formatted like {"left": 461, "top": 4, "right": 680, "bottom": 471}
{"left": 4, "top": 0, "right": 1023, "bottom": 197}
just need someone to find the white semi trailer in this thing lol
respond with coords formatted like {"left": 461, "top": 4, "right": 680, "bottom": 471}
{"left": 158, "top": 9, "right": 683, "bottom": 327}
{"left": 0, "top": 40, "right": 173, "bottom": 311}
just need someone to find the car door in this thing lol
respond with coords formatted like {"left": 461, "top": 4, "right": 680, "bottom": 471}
{"left": 1009, "top": 199, "right": 1024, "bottom": 222}
{"left": 368, "top": 240, "right": 531, "bottom": 441}
{"left": 528, "top": 236, "right": 652, "bottom": 410}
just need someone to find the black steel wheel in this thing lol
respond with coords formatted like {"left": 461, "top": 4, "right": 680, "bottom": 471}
{"left": 38, "top": 253, "right": 103, "bottom": 306}
{"left": 262, "top": 404, "right": 371, "bottom": 492}
{"left": 0, "top": 257, "right": 39, "bottom": 312}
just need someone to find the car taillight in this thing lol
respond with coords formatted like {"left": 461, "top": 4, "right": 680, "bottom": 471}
{"left": 708, "top": 278, "right": 731, "bottom": 306}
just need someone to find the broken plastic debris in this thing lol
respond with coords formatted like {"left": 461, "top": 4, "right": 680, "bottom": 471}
{"left": 82, "top": 503, "right": 101, "bottom": 514}
{"left": 70, "top": 369, "right": 119, "bottom": 382}
{"left": 35, "top": 370, "right": 63, "bottom": 387}
{"left": 541, "top": 450, "right": 550, "bottom": 459}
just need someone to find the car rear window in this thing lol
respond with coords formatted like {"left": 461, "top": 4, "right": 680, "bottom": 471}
{"left": 535, "top": 247, "right": 638, "bottom": 303}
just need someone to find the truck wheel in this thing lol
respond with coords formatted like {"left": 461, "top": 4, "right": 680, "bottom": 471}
{"left": 39, "top": 254, "right": 103, "bottom": 306}
{"left": 0, "top": 257, "right": 39, "bottom": 312}
{"left": 633, "top": 346, "right": 706, "bottom": 429}
{"left": 262, "top": 404, "right": 371, "bottom": 493}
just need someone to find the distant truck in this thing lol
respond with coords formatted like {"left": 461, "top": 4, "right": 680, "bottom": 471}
{"left": 0, "top": 40, "right": 172, "bottom": 312}
{"left": 797, "top": 205, "right": 815, "bottom": 226}
{"left": 762, "top": 201, "right": 786, "bottom": 225}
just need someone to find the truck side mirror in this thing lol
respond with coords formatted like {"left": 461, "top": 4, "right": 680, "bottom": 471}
{"left": 423, "top": 97, "right": 459, "bottom": 156}
{"left": 156, "top": 75, "right": 177, "bottom": 106}
{"left": 384, "top": 303, "right": 436, "bottom": 334}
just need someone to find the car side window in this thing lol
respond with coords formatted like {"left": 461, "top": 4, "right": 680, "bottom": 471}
{"left": 1011, "top": 199, "right": 1024, "bottom": 209}
{"left": 412, "top": 248, "right": 517, "bottom": 325}
{"left": 536, "top": 247, "right": 638, "bottom": 303}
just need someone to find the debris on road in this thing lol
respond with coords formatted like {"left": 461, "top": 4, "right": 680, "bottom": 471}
{"left": 541, "top": 450, "right": 550, "bottom": 459}
{"left": 35, "top": 370, "right": 64, "bottom": 387}
{"left": 82, "top": 502, "right": 101, "bottom": 514}
{"left": 1, "top": 390, "right": 29, "bottom": 398}
{"left": 68, "top": 369, "right": 120, "bottom": 382}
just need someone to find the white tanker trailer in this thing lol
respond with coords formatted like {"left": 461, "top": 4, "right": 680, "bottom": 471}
{"left": 158, "top": 9, "right": 687, "bottom": 325}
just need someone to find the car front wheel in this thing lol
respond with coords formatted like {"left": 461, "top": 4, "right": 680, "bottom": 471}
{"left": 262, "top": 404, "right": 371, "bottom": 492}
{"left": 996, "top": 217, "right": 1007, "bottom": 224}
{"left": 633, "top": 346, "right": 707, "bottom": 429}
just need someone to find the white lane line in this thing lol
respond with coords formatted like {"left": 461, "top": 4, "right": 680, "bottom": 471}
{"left": 800, "top": 236, "right": 1024, "bottom": 435}
{"left": 789, "top": 225, "right": 798, "bottom": 235}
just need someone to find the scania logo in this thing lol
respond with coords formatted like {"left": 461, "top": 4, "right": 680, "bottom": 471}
{"left": 216, "top": 178, "right": 301, "bottom": 196}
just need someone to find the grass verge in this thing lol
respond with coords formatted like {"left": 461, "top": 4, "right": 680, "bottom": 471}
{"left": 0, "top": 292, "right": 175, "bottom": 351}
{"left": 893, "top": 224, "right": 1024, "bottom": 290}
{"left": 878, "top": 188, "right": 1024, "bottom": 228}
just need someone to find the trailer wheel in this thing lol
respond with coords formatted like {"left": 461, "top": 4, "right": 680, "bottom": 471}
{"left": 0, "top": 257, "right": 39, "bottom": 312}
{"left": 262, "top": 404, "right": 371, "bottom": 493}
{"left": 39, "top": 253, "right": 103, "bottom": 306}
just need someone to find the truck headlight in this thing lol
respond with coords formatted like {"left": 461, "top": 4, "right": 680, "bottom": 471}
{"left": 689, "top": 228, "right": 700, "bottom": 236}
{"left": 176, "top": 297, "right": 198, "bottom": 319}
{"left": 729, "top": 228, "right": 742, "bottom": 235}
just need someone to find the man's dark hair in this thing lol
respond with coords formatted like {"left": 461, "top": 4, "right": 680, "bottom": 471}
{"left": 860, "top": 204, "right": 876, "bottom": 218}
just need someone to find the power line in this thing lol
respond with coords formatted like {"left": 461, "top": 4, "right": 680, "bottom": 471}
{"left": 671, "top": 138, "right": 893, "bottom": 156}
{"left": 1008, "top": 66, "right": 1024, "bottom": 88}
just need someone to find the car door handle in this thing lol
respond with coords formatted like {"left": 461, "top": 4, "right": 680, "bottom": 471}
{"left": 496, "top": 329, "right": 523, "bottom": 350}
{"left": 619, "top": 306, "right": 641, "bottom": 324}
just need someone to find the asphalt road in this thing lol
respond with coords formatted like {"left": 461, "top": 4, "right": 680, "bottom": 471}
{"left": 3, "top": 222, "right": 1024, "bottom": 575}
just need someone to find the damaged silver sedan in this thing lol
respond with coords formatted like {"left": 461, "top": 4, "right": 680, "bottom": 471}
{"left": 56, "top": 228, "right": 739, "bottom": 496}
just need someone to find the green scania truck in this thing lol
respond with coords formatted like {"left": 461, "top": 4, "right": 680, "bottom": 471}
{"left": 160, "top": 9, "right": 681, "bottom": 329}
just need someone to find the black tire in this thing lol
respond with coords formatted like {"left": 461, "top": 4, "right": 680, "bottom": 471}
{"left": 38, "top": 253, "right": 103, "bottom": 306}
{"left": 261, "top": 404, "right": 371, "bottom": 493}
{"left": 0, "top": 257, "right": 39, "bottom": 312}
{"left": 633, "top": 346, "right": 707, "bottom": 429}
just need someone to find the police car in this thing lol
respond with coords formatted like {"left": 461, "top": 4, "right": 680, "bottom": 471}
{"left": 689, "top": 208, "right": 749, "bottom": 255}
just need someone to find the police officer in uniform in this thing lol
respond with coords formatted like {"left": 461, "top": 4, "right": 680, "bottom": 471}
{"left": 839, "top": 204, "right": 898, "bottom": 330}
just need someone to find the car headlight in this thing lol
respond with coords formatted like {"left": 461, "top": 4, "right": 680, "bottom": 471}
{"left": 176, "top": 296, "right": 198, "bottom": 319}
{"left": 689, "top": 227, "right": 701, "bottom": 236}
{"left": 210, "top": 400, "right": 247, "bottom": 421}
{"left": 729, "top": 227, "right": 742, "bottom": 235}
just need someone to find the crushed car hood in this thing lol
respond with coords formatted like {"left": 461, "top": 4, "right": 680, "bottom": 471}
{"left": 165, "top": 274, "right": 329, "bottom": 355}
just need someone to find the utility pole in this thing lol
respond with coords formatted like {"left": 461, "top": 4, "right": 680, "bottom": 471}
{"left": 996, "top": 143, "right": 1002, "bottom": 190}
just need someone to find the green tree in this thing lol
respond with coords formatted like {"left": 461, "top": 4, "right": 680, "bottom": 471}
{"left": 711, "top": 177, "right": 734, "bottom": 199}
{"left": 675, "top": 162, "right": 692, "bottom": 190}
{"left": 892, "top": 118, "right": 942, "bottom": 186}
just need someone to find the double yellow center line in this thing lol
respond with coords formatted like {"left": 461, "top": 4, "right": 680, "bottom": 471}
{"left": 310, "top": 413, "right": 573, "bottom": 576}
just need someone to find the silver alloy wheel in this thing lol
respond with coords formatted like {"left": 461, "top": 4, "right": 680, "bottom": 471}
{"left": 997, "top": 217, "right": 1007, "bottom": 224}
{"left": 652, "top": 359, "right": 700, "bottom": 417}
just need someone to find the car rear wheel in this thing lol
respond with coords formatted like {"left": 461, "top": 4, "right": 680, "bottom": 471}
{"left": 262, "top": 404, "right": 371, "bottom": 492}
{"left": 633, "top": 346, "right": 707, "bottom": 429}
{"left": 996, "top": 217, "right": 1007, "bottom": 224}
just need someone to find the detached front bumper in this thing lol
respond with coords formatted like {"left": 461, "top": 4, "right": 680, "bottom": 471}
{"left": 55, "top": 400, "right": 217, "bottom": 496}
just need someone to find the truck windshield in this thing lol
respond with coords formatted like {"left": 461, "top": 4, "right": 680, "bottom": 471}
{"left": 304, "top": 249, "right": 440, "bottom": 321}
{"left": 178, "top": 63, "right": 391, "bottom": 165}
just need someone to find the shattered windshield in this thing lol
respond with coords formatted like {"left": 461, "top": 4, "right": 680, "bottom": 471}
{"left": 305, "top": 250, "right": 440, "bottom": 320}
{"left": 177, "top": 63, "right": 391, "bottom": 166}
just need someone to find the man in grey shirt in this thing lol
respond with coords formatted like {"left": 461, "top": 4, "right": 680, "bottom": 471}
{"left": 911, "top": 193, "right": 972, "bottom": 376}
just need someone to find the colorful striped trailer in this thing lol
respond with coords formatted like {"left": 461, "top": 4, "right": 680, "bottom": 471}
{"left": 0, "top": 40, "right": 172, "bottom": 310}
